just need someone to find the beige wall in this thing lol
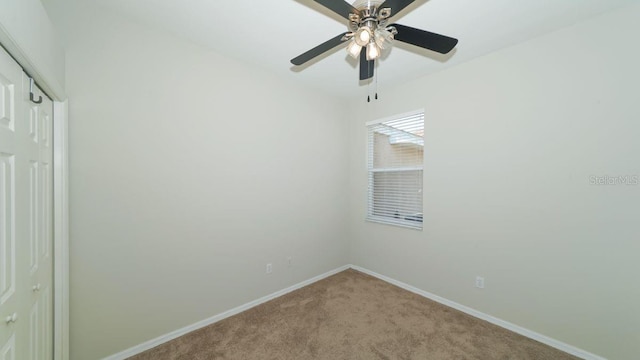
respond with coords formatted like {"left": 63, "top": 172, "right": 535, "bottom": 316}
{"left": 44, "top": 1, "right": 640, "bottom": 359}
{"left": 348, "top": 4, "right": 640, "bottom": 360}
{"left": 0, "top": 0, "right": 65, "bottom": 98}
{"left": 61, "top": 6, "right": 350, "bottom": 360}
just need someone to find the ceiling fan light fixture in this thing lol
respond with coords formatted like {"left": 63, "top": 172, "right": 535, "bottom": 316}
{"left": 366, "top": 40, "right": 380, "bottom": 61}
{"left": 374, "top": 28, "right": 393, "bottom": 49}
{"left": 346, "top": 39, "right": 363, "bottom": 59}
{"left": 355, "top": 27, "right": 372, "bottom": 46}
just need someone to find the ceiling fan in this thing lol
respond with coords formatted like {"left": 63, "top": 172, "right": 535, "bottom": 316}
{"left": 291, "top": 0, "right": 459, "bottom": 81}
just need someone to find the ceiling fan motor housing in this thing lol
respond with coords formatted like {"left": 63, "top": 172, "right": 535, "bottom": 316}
{"left": 348, "top": 0, "right": 391, "bottom": 33}
{"left": 353, "top": 0, "right": 385, "bottom": 10}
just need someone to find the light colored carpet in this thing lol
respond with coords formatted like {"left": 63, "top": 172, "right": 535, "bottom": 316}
{"left": 129, "top": 269, "right": 581, "bottom": 360}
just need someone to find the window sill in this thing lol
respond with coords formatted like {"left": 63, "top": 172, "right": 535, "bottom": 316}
{"left": 366, "top": 216, "right": 423, "bottom": 231}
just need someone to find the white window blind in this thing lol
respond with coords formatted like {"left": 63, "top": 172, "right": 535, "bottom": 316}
{"left": 367, "top": 110, "right": 424, "bottom": 230}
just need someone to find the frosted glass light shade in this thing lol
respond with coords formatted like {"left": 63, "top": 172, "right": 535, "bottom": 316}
{"left": 347, "top": 40, "right": 362, "bottom": 59}
{"left": 374, "top": 28, "right": 394, "bottom": 49}
{"left": 355, "top": 27, "right": 372, "bottom": 46}
{"left": 366, "top": 41, "right": 380, "bottom": 60}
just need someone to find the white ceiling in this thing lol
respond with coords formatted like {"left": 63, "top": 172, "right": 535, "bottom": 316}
{"left": 45, "top": 0, "right": 633, "bottom": 98}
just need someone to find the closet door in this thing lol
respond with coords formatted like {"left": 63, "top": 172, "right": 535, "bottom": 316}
{"left": 0, "top": 46, "right": 53, "bottom": 360}
{"left": 0, "top": 41, "right": 25, "bottom": 360}
{"left": 24, "top": 76, "right": 53, "bottom": 360}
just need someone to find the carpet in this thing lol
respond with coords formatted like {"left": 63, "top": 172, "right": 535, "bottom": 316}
{"left": 129, "top": 269, "right": 581, "bottom": 360}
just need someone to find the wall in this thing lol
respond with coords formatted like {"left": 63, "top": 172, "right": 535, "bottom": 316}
{"left": 0, "top": 0, "right": 65, "bottom": 99}
{"left": 348, "top": 4, "right": 640, "bottom": 360}
{"left": 62, "top": 6, "right": 350, "bottom": 360}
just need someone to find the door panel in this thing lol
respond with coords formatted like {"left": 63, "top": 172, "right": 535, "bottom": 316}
{"left": 0, "top": 334, "right": 16, "bottom": 360}
{"left": 0, "top": 45, "right": 53, "bottom": 360}
{"left": 29, "top": 161, "right": 38, "bottom": 275}
{"left": 0, "top": 73, "right": 15, "bottom": 132}
{"left": 24, "top": 77, "right": 53, "bottom": 360}
{"left": 0, "top": 154, "right": 16, "bottom": 305}
{"left": 27, "top": 80, "right": 53, "bottom": 360}
{"left": 0, "top": 45, "right": 22, "bottom": 360}
{"left": 29, "top": 299, "right": 38, "bottom": 360}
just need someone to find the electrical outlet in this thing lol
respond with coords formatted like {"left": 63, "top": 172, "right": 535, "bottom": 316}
{"left": 475, "top": 276, "right": 485, "bottom": 289}
{"left": 266, "top": 263, "right": 272, "bottom": 274}
{"left": 287, "top": 257, "right": 293, "bottom": 268}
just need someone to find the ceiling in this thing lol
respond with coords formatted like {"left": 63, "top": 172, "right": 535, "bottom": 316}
{"left": 45, "top": 0, "right": 633, "bottom": 98}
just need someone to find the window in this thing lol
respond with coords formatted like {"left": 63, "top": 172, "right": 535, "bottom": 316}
{"left": 367, "top": 110, "right": 424, "bottom": 230}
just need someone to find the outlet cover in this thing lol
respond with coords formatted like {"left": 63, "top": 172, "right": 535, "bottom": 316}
{"left": 475, "top": 276, "right": 485, "bottom": 289}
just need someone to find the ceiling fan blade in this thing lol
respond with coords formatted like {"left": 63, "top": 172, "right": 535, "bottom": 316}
{"left": 291, "top": 32, "right": 349, "bottom": 66}
{"left": 313, "top": 0, "right": 358, "bottom": 20}
{"left": 391, "top": 24, "right": 458, "bottom": 54}
{"left": 378, "top": 0, "right": 416, "bottom": 17}
{"left": 360, "top": 47, "right": 374, "bottom": 80}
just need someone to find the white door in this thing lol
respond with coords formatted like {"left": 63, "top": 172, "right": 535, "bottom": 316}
{"left": 0, "top": 45, "right": 53, "bottom": 360}
{"left": 24, "top": 75, "right": 53, "bottom": 360}
{"left": 0, "top": 43, "right": 23, "bottom": 360}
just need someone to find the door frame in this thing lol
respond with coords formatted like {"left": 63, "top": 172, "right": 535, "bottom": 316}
{"left": 53, "top": 101, "right": 69, "bottom": 360}
{"left": 0, "top": 19, "right": 70, "bottom": 360}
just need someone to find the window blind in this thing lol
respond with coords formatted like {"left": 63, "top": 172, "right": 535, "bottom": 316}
{"left": 367, "top": 111, "right": 424, "bottom": 229}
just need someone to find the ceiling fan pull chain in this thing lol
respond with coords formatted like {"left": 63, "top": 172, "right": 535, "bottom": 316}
{"left": 367, "top": 67, "right": 371, "bottom": 103}
{"left": 375, "top": 62, "right": 379, "bottom": 100}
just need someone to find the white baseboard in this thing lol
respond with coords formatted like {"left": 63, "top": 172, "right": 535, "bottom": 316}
{"left": 350, "top": 265, "right": 607, "bottom": 360}
{"left": 103, "top": 264, "right": 607, "bottom": 360}
{"left": 102, "top": 265, "right": 350, "bottom": 360}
